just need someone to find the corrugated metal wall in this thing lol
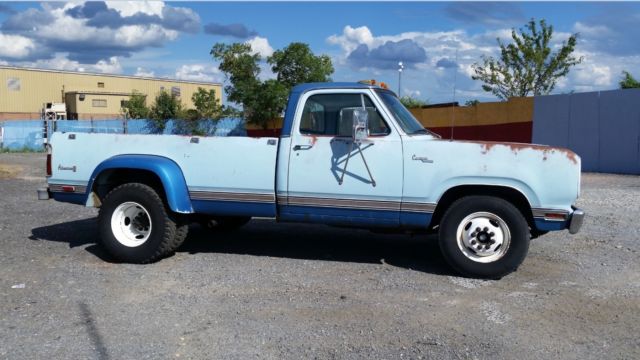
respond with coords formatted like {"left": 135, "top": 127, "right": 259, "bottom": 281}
{"left": 532, "top": 89, "right": 640, "bottom": 174}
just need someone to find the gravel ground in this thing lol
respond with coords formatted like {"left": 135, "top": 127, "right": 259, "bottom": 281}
{"left": 1, "top": 153, "right": 639, "bottom": 360}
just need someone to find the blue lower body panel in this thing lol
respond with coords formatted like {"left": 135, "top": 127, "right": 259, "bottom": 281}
{"left": 400, "top": 211, "right": 432, "bottom": 228}
{"left": 534, "top": 219, "right": 568, "bottom": 232}
{"left": 191, "top": 200, "right": 276, "bottom": 217}
{"left": 51, "top": 192, "right": 87, "bottom": 206}
{"left": 279, "top": 205, "right": 402, "bottom": 227}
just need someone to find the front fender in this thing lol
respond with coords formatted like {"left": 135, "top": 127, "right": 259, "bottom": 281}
{"left": 88, "top": 154, "right": 193, "bottom": 213}
{"left": 433, "top": 176, "right": 541, "bottom": 207}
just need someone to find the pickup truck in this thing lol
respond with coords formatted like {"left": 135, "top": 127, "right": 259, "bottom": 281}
{"left": 38, "top": 82, "right": 584, "bottom": 278}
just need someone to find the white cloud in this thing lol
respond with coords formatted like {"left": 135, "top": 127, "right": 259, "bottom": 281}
{"left": 93, "top": 56, "right": 122, "bottom": 74}
{"left": 0, "top": 34, "right": 36, "bottom": 58}
{"left": 174, "top": 64, "right": 221, "bottom": 82}
{"left": 135, "top": 67, "right": 155, "bottom": 77}
{"left": 105, "top": 1, "right": 165, "bottom": 17}
{"left": 246, "top": 36, "right": 274, "bottom": 58}
{"left": 113, "top": 24, "right": 179, "bottom": 47}
{"left": 31, "top": 53, "right": 84, "bottom": 71}
{"left": 327, "top": 23, "right": 640, "bottom": 103}
{"left": 404, "top": 89, "right": 422, "bottom": 98}
{"left": 18, "top": 53, "right": 125, "bottom": 75}
{"left": 327, "top": 25, "right": 375, "bottom": 53}
{"left": 0, "top": 1, "right": 195, "bottom": 64}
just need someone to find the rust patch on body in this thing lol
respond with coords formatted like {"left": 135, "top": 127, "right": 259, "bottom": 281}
{"left": 458, "top": 140, "right": 578, "bottom": 164}
{"left": 479, "top": 142, "right": 498, "bottom": 154}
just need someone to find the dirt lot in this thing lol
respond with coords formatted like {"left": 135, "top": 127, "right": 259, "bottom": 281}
{"left": 0, "top": 153, "right": 638, "bottom": 360}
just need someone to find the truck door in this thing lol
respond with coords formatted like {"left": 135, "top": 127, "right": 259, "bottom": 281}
{"left": 282, "top": 89, "right": 403, "bottom": 227}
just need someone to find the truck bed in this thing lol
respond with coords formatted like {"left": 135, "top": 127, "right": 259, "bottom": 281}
{"left": 48, "top": 132, "right": 279, "bottom": 215}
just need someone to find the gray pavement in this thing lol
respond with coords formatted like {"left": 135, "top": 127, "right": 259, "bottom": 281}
{"left": 1, "top": 153, "right": 639, "bottom": 359}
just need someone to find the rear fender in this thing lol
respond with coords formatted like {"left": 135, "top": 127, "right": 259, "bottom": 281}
{"left": 87, "top": 154, "right": 193, "bottom": 213}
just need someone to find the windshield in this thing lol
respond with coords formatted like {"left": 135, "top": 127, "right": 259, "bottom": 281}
{"left": 375, "top": 89, "right": 438, "bottom": 136}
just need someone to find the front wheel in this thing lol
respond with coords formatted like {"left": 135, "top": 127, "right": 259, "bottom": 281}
{"left": 439, "top": 196, "right": 529, "bottom": 279}
{"left": 98, "top": 183, "right": 188, "bottom": 263}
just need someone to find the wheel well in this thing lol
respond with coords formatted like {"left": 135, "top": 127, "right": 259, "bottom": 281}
{"left": 430, "top": 185, "right": 534, "bottom": 230}
{"left": 92, "top": 168, "right": 167, "bottom": 205}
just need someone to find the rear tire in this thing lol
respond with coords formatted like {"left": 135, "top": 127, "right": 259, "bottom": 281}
{"left": 98, "top": 183, "right": 188, "bottom": 263}
{"left": 439, "top": 196, "right": 529, "bottom": 279}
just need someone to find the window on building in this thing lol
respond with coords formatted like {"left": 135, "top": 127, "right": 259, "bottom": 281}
{"left": 171, "top": 86, "right": 181, "bottom": 97}
{"left": 120, "top": 100, "right": 129, "bottom": 108}
{"left": 7, "top": 77, "right": 20, "bottom": 91}
{"left": 92, "top": 99, "right": 107, "bottom": 107}
{"left": 97, "top": 82, "right": 105, "bottom": 88}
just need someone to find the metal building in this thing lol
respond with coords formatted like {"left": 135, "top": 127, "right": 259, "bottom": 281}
{"left": 0, "top": 66, "right": 222, "bottom": 120}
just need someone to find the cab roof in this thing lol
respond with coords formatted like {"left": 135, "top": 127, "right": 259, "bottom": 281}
{"left": 291, "top": 82, "right": 377, "bottom": 94}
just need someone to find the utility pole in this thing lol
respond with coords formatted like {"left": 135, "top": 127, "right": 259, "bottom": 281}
{"left": 397, "top": 61, "right": 404, "bottom": 97}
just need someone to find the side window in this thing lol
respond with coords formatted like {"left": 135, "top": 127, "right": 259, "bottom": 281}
{"left": 299, "top": 93, "right": 390, "bottom": 136}
{"left": 300, "top": 99, "right": 326, "bottom": 134}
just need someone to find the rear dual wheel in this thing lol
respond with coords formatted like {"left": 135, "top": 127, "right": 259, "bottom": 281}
{"left": 98, "top": 183, "right": 188, "bottom": 263}
{"left": 439, "top": 196, "right": 530, "bottom": 279}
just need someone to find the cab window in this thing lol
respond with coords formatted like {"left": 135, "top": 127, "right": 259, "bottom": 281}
{"left": 299, "top": 93, "right": 390, "bottom": 136}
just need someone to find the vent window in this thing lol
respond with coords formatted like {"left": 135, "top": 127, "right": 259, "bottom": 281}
{"left": 7, "top": 77, "right": 20, "bottom": 91}
{"left": 92, "top": 99, "right": 107, "bottom": 107}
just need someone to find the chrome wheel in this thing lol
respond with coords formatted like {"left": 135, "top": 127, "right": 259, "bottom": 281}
{"left": 456, "top": 211, "right": 511, "bottom": 263}
{"left": 110, "top": 201, "right": 152, "bottom": 247}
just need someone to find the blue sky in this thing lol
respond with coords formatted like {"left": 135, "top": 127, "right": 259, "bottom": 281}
{"left": 1, "top": 1, "right": 639, "bottom": 104}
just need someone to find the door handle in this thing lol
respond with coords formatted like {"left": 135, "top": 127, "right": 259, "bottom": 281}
{"left": 293, "top": 144, "right": 313, "bottom": 151}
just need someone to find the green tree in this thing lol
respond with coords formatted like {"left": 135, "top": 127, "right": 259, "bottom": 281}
{"left": 620, "top": 71, "right": 640, "bottom": 89}
{"left": 210, "top": 43, "right": 261, "bottom": 108}
{"left": 122, "top": 91, "right": 148, "bottom": 119}
{"left": 465, "top": 99, "right": 480, "bottom": 106}
{"left": 147, "top": 90, "right": 184, "bottom": 133}
{"left": 399, "top": 96, "right": 428, "bottom": 109}
{"left": 472, "top": 19, "right": 583, "bottom": 100}
{"left": 244, "top": 80, "right": 289, "bottom": 129}
{"left": 191, "top": 87, "right": 224, "bottom": 120}
{"left": 211, "top": 41, "right": 334, "bottom": 129}
{"left": 268, "top": 42, "right": 334, "bottom": 88}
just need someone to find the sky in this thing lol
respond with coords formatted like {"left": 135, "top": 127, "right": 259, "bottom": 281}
{"left": 1, "top": 1, "right": 639, "bottom": 104}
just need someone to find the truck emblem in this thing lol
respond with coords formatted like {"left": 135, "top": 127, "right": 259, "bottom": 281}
{"left": 58, "top": 165, "right": 77, "bottom": 172}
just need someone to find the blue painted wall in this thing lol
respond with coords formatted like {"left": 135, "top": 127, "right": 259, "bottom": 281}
{"left": 532, "top": 89, "right": 640, "bottom": 175}
{"left": 0, "top": 118, "right": 247, "bottom": 151}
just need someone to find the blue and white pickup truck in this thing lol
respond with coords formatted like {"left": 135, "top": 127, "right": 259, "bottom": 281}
{"left": 39, "top": 82, "right": 584, "bottom": 278}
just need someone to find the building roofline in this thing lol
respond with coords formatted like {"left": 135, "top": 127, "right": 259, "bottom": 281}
{"left": 0, "top": 65, "right": 221, "bottom": 86}
{"left": 65, "top": 90, "right": 135, "bottom": 96}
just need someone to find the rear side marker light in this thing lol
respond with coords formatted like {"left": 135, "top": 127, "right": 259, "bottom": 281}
{"left": 62, "top": 186, "right": 75, "bottom": 193}
{"left": 544, "top": 213, "right": 566, "bottom": 221}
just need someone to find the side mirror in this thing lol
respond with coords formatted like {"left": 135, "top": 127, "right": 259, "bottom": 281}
{"left": 352, "top": 108, "right": 369, "bottom": 142}
{"left": 338, "top": 107, "right": 370, "bottom": 140}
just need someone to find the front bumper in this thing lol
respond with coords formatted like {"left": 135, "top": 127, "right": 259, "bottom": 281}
{"left": 568, "top": 206, "right": 584, "bottom": 234}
